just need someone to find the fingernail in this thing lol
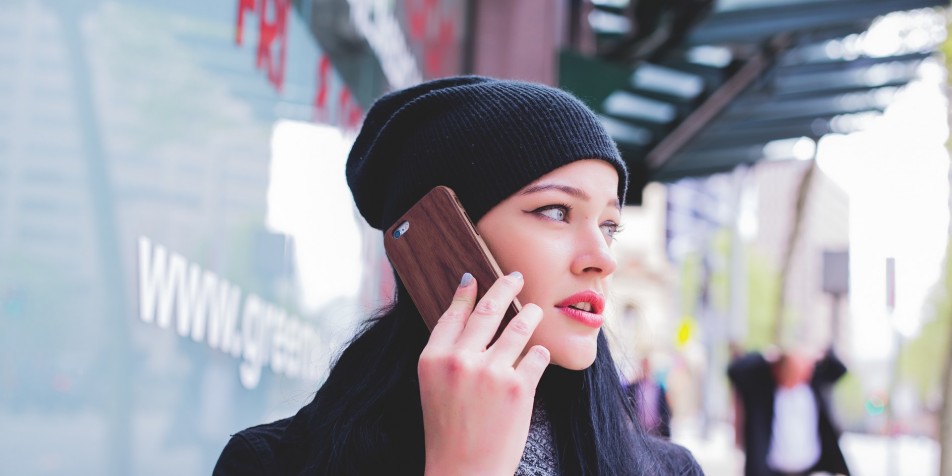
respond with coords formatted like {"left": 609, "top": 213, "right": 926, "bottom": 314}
{"left": 509, "top": 271, "right": 523, "bottom": 280}
{"left": 459, "top": 272, "right": 474, "bottom": 287}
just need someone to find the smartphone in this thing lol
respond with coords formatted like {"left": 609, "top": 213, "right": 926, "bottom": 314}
{"left": 384, "top": 186, "right": 521, "bottom": 333}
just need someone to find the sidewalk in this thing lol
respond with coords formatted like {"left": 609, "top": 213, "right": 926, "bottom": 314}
{"left": 672, "top": 420, "right": 743, "bottom": 476}
{"left": 840, "top": 432, "right": 938, "bottom": 476}
{"left": 672, "top": 419, "right": 939, "bottom": 476}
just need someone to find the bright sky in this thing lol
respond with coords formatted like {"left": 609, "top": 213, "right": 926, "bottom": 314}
{"left": 816, "top": 57, "right": 950, "bottom": 360}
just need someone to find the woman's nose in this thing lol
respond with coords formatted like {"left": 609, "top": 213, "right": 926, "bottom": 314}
{"left": 570, "top": 226, "right": 617, "bottom": 276}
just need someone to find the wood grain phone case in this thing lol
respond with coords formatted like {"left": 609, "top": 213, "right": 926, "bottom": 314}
{"left": 384, "top": 186, "right": 521, "bottom": 332}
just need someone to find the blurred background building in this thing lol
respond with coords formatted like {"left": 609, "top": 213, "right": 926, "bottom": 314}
{"left": 1, "top": 0, "right": 951, "bottom": 475}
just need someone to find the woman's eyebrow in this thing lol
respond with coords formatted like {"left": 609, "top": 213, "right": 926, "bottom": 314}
{"left": 520, "top": 183, "right": 588, "bottom": 200}
{"left": 520, "top": 183, "right": 621, "bottom": 210}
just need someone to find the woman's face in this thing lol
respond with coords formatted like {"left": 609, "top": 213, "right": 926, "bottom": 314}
{"left": 476, "top": 159, "right": 621, "bottom": 370}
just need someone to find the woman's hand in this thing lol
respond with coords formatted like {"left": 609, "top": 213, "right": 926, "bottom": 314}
{"left": 419, "top": 272, "right": 551, "bottom": 476}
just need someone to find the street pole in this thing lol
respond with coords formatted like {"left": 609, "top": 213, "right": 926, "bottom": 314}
{"left": 885, "top": 257, "right": 899, "bottom": 476}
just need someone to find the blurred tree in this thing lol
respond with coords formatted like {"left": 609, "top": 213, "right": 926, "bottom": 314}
{"left": 934, "top": 240, "right": 952, "bottom": 474}
{"left": 710, "top": 228, "right": 732, "bottom": 314}
{"left": 831, "top": 372, "right": 867, "bottom": 432}
{"left": 899, "top": 265, "right": 950, "bottom": 413}
{"left": 679, "top": 251, "right": 702, "bottom": 318}
{"left": 744, "top": 248, "right": 780, "bottom": 351}
{"left": 939, "top": 12, "right": 952, "bottom": 475}
{"left": 775, "top": 162, "right": 816, "bottom": 344}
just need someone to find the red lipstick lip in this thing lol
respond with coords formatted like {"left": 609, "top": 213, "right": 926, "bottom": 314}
{"left": 556, "top": 291, "right": 606, "bottom": 316}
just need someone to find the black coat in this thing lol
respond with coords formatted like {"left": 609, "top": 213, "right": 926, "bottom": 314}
{"left": 727, "top": 351, "right": 850, "bottom": 476}
{"left": 213, "top": 396, "right": 705, "bottom": 475}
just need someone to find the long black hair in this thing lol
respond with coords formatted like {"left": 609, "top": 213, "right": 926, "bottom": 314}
{"left": 293, "top": 280, "right": 666, "bottom": 475}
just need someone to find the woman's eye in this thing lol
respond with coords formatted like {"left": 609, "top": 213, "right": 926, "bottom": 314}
{"left": 601, "top": 221, "right": 623, "bottom": 239}
{"left": 533, "top": 205, "right": 569, "bottom": 222}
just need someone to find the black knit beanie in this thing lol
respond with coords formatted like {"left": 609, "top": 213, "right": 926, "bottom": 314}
{"left": 346, "top": 75, "right": 628, "bottom": 231}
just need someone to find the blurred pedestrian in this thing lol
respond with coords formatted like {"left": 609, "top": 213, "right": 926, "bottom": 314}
{"left": 626, "top": 356, "right": 672, "bottom": 438}
{"left": 727, "top": 347, "right": 850, "bottom": 476}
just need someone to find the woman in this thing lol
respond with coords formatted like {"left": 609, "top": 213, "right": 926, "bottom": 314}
{"left": 214, "top": 76, "right": 703, "bottom": 475}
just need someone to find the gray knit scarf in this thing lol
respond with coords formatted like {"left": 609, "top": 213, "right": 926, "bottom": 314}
{"left": 515, "top": 401, "right": 559, "bottom": 476}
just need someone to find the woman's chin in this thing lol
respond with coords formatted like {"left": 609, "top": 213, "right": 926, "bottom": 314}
{"left": 552, "top": 351, "right": 597, "bottom": 371}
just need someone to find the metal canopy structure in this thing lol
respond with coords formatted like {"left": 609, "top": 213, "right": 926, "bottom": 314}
{"left": 560, "top": 0, "right": 950, "bottom": 203}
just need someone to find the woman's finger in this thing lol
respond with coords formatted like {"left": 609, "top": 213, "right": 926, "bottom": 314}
{"left": 426, "top": 273, "right": 478, "bottom": 350}
{"left": 515, "top": 344, "right": 550, "bottom": 385}
{"left": 486, "top": 303, "right": 542, "bottom": 366}
{"left": 455, "top": 272, "right": 524, "bottom": 350}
